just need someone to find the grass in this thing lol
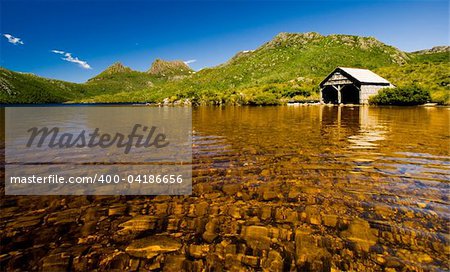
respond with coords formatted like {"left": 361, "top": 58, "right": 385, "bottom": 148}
{"left": 1, "top": 32, "right": 448, "bottom": 105}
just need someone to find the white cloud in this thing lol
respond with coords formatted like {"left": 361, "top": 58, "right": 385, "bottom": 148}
{"left": 184, "top": 59, "right": 197, "bottom": 65}
{"left": 51, "top": 50, "right": 92, "bottom": 69}
{"left": 3, "top": 34, "right": 24, "bottom": 45}
{"left": 51, "top": 50, "right": 65, "bottom": 54}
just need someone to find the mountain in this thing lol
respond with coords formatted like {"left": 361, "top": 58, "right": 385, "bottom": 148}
{"left": 147, "top": 59, "right": 193, "bottom": 77}
{"left": 132, "top": 32, "right": 418, "bottom": 104}
{"left": 0, "top": 67, "right": 86, "bottom": 103}
{"left": 222, "top": 32, "right": 409, "bottom": 80}
{"left": 78, "top": 60, "right": 195, "bottom": 102}
{"left": 412, "top": 46, "right": 450, "bottom": 55}
{"left": 375, "top": 47, "right": 450, "bottom": 104}
{"left": 85, "top": 62, "right": 160, "bottom": 98}
{"left": 89, "top": 62, "right": 133, "bottom": 81}
{"left": 408, "top": 47, "right": 450, "bottom": 65}
{"left": 1, "top": 32, "right": 448, "bottom": 104}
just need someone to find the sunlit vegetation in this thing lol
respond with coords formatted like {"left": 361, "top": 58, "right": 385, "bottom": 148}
{"left": 1, "top": 33, "right": 448, "bottom": 105}
{"left": 0, "top": 68, "right": 87, "bottom": 104}
{"left": 369, "top": 86, "right": 431, "bottom": 105}
{"left": 375, "top": 52, "right": 450, "bottom": 105}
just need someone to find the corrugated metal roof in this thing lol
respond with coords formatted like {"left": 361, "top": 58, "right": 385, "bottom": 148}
{"left": 338, "top": 67, "right": 391, "bottom": 84}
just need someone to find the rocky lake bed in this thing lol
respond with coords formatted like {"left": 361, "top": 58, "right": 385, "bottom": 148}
{"left": 1, "top": 106, "right": 449, "bottom": 271}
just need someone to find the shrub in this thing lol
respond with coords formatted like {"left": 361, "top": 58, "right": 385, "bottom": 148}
{"left": 430, "top": 89, "right": 450, "bottom": 105}
{"left": 369, "top": 85, "right": 431, "bottom": 105}
{"left": 281, "top": 86, "right": 312, "bottom": 98}
{"left": 249, "top": 92, "right": 280, "bottom": 105}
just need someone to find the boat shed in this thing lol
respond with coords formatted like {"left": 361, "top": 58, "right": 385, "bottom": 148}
{"left": 319, "top": 67, "right": 394, "bottom": 105}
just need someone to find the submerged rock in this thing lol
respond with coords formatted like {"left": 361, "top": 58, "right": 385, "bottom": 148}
{"left": 295, "top": 229, "right": 331, "bottom": 271}
{"left": 41, "top": 253, "right": 71, "bottom": 272}
{"left": 188, "top": 244, "right": 210, "bottom": 259}
{"left": 117, "top": 215, "right": 158, "bottom": 236}
{"left": 341, "top": 218, "right": 378, "bottom": 253}
{"left": 202, "top": 218, "right": 220, "bottom": 243}
{"left": 261, "top": 250, "right": 284, "bottom": 271}
{"left": 125, "top": 236, "right": 182, "bottom": 259}
{"left": 241, "top": 225, "right": 272, "bottom": 250}
{"left": 163, "top": 255, "right": 186, "bottom": 272}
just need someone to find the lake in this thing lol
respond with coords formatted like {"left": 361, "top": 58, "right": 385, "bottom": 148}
{"left": 1, "top": 105, "right": 449, "bottom": 271}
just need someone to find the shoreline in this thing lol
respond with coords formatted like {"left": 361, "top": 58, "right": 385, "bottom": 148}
{"left": 0, "top": 103, "right": 449, "bottom": 108}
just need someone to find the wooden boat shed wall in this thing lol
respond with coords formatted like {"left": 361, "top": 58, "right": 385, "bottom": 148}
{"left": 319, "top": 67, "right": 394, "bottom": 105}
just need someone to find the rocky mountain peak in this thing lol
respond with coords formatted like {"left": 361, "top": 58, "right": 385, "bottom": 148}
{"left": 148, "top": 59, "right": 193, "bottom": 77}
{"left": 413, "top": 46, "right": 450, "bottom": 54}
{"left": 264, "top": 32, "right": 323, "bottom": 48}
{"left": 103, "top": 62, "right": 133, "bottom": 74}
{"left": 260, "top": 32, "right": 409, "bottom": 65}
{"left": 87, "top": 62, "right": 134, "bottom": 82}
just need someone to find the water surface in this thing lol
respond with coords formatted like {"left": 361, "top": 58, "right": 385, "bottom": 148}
{"left": 1, "top": 105, "right": 449, "bottom": 271}
{"left": 191, "top": 105, "right": 449, "bottom": 270}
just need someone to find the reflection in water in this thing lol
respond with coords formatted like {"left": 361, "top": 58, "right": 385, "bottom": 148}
{"left": 348, "top": 106, "right": 387, "bottom": 149}
{"left": 191, "top": 105, "right": 450, "bottom": 187}
{"left": 5, "top": 107, "right": 192, "bottom": 164}
{"left": 1, "top": 106, "right": 449, "bottom": 271}
{"left": 191, "top": 105, "right": 449, "bottom": 270}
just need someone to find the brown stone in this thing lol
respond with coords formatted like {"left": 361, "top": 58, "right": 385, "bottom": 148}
{"left": 128, "top": 259, "right": 141, "bottom": 271}
{"left": 222, "top": 184, "right": 241, "bottom": 195}
{"left": 262, "top": 250, "right": 284, "bottom": 272}
{"left": 117, "top": 215, "right": 158, "bottom": 236}
{"left": 228, "top": 205, "right": 242, "bottom": 219}
{"left": 125, "top": 236, "right": 182, "bottom": 259}
{"left": 295, "top": 229, "right": 331, "bottom": 271}
{"left": 188, "top": 244, "right": 210, "bottom": 259}
{"left": 108, "top": 205, "right": 126, "bottom": 216}
{"left": 47, "top": 209, "right": 80, "bottom": 225}
{"left": 341, "top": 218, "right": 377, "bottom": 253}
{"left": 323, "top": 214, "right": 338, "bottom": 227}
{"left": 263, "top": 190, "right": 278, "bottom": 201}
{"left": 239, "top": 254, "right": 260, "bottom": 268}
{"left": 41, "top": 253, "right": 71, "bottom": 272}
{"left": 260, "top": 206, "right": 272, "bottom": 220}
{"left": 6, "top": 214, "right": 44, "bottom": 229}
{"left": 163, "top": 255, "right": 185, "bottom": 272}
{"left": 260, "top": 169, "right": 271, "bottom": 177}
{"left": 194, "top": 201, "right": 209, "bottom": 217}
{"left": 100, "top": 251, "right": 129, "bottom": 270}
{"left": 303, "top": 205, "right": 321, "bottom": 225}
{"left": 202, "top": 218, "right": 220, "bottom": 243}
{"left": 288, "top": 190, "right": 301, "bottom": 201}
{"left": 241, "top": 225, "right": 271, "bottom": 250}
{"left": 184, "top": 259, "right": 204, "bottom": 271}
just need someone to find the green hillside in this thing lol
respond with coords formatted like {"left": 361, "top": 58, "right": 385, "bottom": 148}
{"left": 78, "top": 60, "right": 194, "bottom": 103}
{"left": 373, "top": 47, "right": 449, "bottom": 104}
{"left": 1, "top": 32, "right": 448, "bottom": 104}
{"left": 0, "top": 68, "right": 87, "bottom": 103}
{"left": 148, "top": 32, "right": 413, "bottom": 105}
{"left": 0, "top": 60, "right": 190, "bottom": 104}
{"left": 83, "top": 62, "right": 166, "bottom": 101}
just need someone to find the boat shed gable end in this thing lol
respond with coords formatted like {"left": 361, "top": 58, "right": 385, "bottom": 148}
{"left": 320, "top": 67, "right": 392, "bottom": 88}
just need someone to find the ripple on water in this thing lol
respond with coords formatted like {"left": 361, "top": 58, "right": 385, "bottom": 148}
{"left": 190, "top": 106, "right": 449, "bottom": 269}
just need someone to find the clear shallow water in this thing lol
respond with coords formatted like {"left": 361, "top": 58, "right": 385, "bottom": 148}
{"left": 192, "top": 106, "right": 449, "bottom": 185}
{"left": 191, "top": 105, "right": 449, "bottom": 269}
{"left": 1, "top": 105, "right": 449, "bottom": 271}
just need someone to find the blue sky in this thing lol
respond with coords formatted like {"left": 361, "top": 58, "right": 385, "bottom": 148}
{"left": 1, "top": 0, "right": 448, "bottom": 83}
